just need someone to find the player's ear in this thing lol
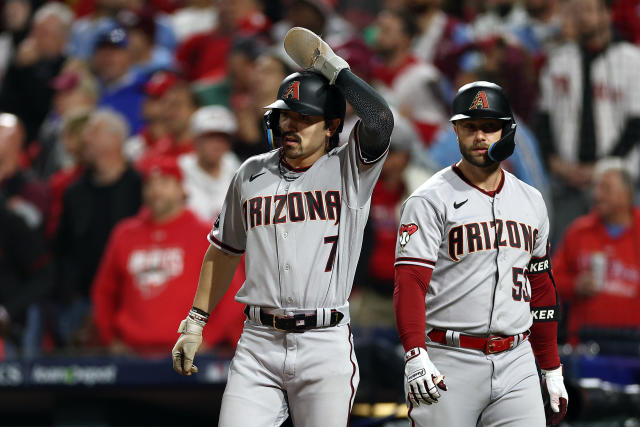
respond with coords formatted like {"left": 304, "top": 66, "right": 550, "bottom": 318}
{"left": 325, "top": 118, "right": 341, "bottom": 137}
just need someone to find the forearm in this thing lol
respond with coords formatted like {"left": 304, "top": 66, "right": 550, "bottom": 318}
{"left": 394, "top": 264, "right": 432, "bottom": 351}
{"left": 334, "top": 69, "right": 393, "bottom": 158}
{"left": 528, "top": 271, "right": 561, "bottom": 370}
{"left": 192, "top": 245, "right": 242, "bottom": 314}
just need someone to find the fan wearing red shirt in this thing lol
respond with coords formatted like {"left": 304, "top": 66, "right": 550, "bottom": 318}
{"left": 91, "top": 157, "right": 245, "bottom": 354}
{"left": 553, "top": 159, "right": 640, "bottom": 345}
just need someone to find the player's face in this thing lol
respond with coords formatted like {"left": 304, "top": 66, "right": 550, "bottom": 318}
{"left": 278, "top": 110, "right": 337, "bottom": 167}
{"left": 454, "top": 118, "right": 503, "bottom": 168}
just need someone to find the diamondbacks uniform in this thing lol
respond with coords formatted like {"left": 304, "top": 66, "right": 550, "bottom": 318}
{"left": 395, "top": 164, "right": 550, "bottom": 426}
{"left": 211, "top": 121, "right": 387, "bottom": 426}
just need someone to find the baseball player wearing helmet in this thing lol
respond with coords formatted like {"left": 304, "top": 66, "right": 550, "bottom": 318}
{"left": 171, "top": 27, "right": 393, "bottom": 427}
{"left": 394, "top": 81, "right": 568, "bottom": 426}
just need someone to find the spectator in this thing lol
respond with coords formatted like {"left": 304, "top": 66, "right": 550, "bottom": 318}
{"left": 0, "top": 0, "right": 36, "bottom": 83}
{"left": 0, "top": 191, "right": 53, "bottom": 359}
{"left": 35, "top": 64, "right": 99, "bottom": 178}
{"left": 233, "top": 48, "right": 293, "bottom": 160}
{"left": 119, "top": 9, "right": 175, "bottom": 77}
{"left": 170, "top": 0, "right": 218, "bottom": 43}
{"left": 54, "top": 109, "right": 142, "bottom": 347}
{"left": 178, "top": 105, "right": 241, "bottom": 223}
{"left": 91, "top": 156, "right": 245, "bottom": 354}
{"left": 45, "top": 108, "right": 92, "bottom": 241}
{"left": 407, "top": 0, "right": 472, "bottom": 80}
{"left": 0, "top": 113, "right": 49, "bottom": 231}
{"left": 123, "top": 70, "right": 176, "bottom": 161}
{"left": 535, "top": 0, "right": 640, "bottom": 244}
{"left": 371, "top": 8, "right": 448, "bottom": 146}
{"left": 137, "top": 80, "right": 199, "bottom": 162}
{"left": 0, "top": 2, "right": 73, "bottom": 143}
{"left": 553, "top": 158, "right": 640, "bottom": 345}
{"left": 92, "top": 26, "right": 148, "bottom": 135}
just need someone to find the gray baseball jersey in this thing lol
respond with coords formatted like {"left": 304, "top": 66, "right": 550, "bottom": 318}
{"left": 209, "top": 121, "right": 387, "bottom": 310}
{"left": 395, "top": 164, "right": 549, "bottom": 336}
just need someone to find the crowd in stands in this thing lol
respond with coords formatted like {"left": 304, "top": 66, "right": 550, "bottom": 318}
{"left": 0, "top": 0, "right": 639, "bottom": 372}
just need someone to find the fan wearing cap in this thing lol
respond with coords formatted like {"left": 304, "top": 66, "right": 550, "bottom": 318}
{"left": 92, "top": 26, "right": 147, "bottom": 134}
{"left": 178, "top": 105, "right": 241, "bottom": 223}
{"left": 393, "top": 81, "right": 568, "bottom": 426}
{"left": 171, "top": 28, "right": 393, "bottom": 426}
{"left": 91, "top": 156, "right": 245, "bottom": 354}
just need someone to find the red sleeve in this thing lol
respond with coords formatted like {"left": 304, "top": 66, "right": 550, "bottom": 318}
{"left": 90, "top": 229, "right": 123, "bottom": 346}
{"left": 393, "top": 264, "right": 432, "bottom": 352}
{"left": 527, "top": 270, "right": 561, "bottom": 370}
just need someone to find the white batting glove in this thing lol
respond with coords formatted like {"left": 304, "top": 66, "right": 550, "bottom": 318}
{"left": 404, "top": 347, "right": 447, "bottom": 406}
{"left": 284, "top": 26, "right": 350, "bottom": 84}
{"left": 171, "top": 317, "right": 203, "bottom": 376}
{"left": 542, "top": 366, "right": 569, "bottom": 425}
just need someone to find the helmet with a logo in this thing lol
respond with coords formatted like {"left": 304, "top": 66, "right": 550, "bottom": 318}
{"left": 450, "top": 81, "right": 517, "bottom": 162}
{"left": 263, "top": 71, "right": 346, "bottom": 148}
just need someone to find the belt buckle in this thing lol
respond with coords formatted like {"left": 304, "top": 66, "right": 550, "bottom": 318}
{"left": 293, "top": 314, "right": 307, "bottom": 332}
{"left": 486, "top": 336, "right": 507, "bottom": 354}
{"left": 272, "top": 314, "right": 283, "bottom": 331}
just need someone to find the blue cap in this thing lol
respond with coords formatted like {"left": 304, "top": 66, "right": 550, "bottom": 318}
{"left": 95, "top": 27, "right": 129, "bottom": 50}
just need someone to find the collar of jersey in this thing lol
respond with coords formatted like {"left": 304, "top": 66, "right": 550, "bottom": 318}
{"left": 279, "top": 155, "right": 311, "bottom": 172}
{"left": 451, "top": 164, "right": 505, "bottom": 197}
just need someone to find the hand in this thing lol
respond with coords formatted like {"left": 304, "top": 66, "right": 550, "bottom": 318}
{"left": 404, "top": 347, "right": 447, "bottom": 406}
{"left": 284, "top": 27, "right": 349, "bottom": 84}
{"left": 575, "top": 271, "right": 599, "bottom": 298}
{"left": 542, "top": 366, "right": 568, "bottom": 426}
{"left": 171, "top": 317, "right": 204, "bottom": 376}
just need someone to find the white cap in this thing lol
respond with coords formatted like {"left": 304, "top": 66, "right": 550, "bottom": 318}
{"left": 190, "top": 105, "right": 237, "bottom": 137}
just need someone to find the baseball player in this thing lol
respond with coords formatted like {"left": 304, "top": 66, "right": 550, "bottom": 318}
{"left": 394, "top": 81, "right": 568, "bottom": 426}
{"left": 171, "top": 27, "right": 393, "bottom": 427}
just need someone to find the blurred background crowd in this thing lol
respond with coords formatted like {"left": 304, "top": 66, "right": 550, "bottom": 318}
{"left": 0, "top": 0, "right": 639, "bottom": 423}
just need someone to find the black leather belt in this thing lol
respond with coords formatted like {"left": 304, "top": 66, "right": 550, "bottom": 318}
{"left": 244, "top": 306, "right": 344, "bottom": 332}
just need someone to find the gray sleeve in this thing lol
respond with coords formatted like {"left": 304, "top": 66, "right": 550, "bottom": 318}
{"left": 334, "top": 69, "right": 393, "bottom": 160}
{"left": 208, "top": 172, "right": 246, "bottom": 255}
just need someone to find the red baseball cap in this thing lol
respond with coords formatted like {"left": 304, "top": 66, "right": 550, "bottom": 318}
{"left": 144, "top": 71, "right": 179, "bottom": 98}
{"left": 140, "top": 156, "right": 183, "bottom": 182}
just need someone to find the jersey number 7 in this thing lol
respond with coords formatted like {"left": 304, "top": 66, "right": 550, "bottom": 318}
{"left": 324, "top": 235, "right": 338, "bottom": 272}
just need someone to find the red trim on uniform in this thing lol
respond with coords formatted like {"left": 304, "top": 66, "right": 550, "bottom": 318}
{"left": 354, "top": 120, "right": 389, "bottom": 165}
{"left": 451, "top": 164, "right": 504, "bottom": 197}
{"left": 279, "top": 156, "right": 311, "bottom": 172}
{"left": 394, "top": 265, "right": 433, "bottom": 351}
{"left": 395, "top": 257, "right": 436, "bottom": 267}
{"left": 207, "top": 233, "right": 245, "bottom": 255}
{"left": 407, "top": 396, "right": 416, "bottom": 427}
{"left": 347, "top": 324, "right": 357, "bottom": 427}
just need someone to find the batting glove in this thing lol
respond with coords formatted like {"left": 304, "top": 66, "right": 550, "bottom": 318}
{"left": 541, "top": 365, "right": 568, "bottom": 426}
{"left": 284, "top": 27, "right": 349, "bottom": 84}
{"left": 171, "top": 316, "right": 203, "bottom": 376}
{"left": 404, "top": 347, "right": 447, "bottom": 406}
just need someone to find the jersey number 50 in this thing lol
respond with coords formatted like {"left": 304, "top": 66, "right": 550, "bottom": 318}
{"left": 511, "top": 267, "right": 531, "bottom": 302}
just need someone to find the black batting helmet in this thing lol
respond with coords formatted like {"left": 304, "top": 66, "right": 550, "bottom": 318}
{"left": 450, "top": 81, "right": 517, "bottom": 162}
{"left": 263, "top": 71, "right": 346, "bottom": 149}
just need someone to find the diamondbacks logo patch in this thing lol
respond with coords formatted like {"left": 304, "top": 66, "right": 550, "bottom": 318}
{"left": 283, "top": 81, "right": 300, "bottom": 100}
{"left": 399, "top": 223, "right": 419, "bottom": 248}
{"left": 469, "top": 91, "right": 489, "bottom": 110}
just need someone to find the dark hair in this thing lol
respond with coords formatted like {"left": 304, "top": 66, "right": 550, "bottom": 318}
{"left": 386, "top": 8, "right": 419, "bottom": 40}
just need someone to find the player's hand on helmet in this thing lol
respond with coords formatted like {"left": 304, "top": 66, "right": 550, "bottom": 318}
{"left": 404, "top": 347, "right": 447, "bottom": 406}
{"left": 172, "top": 316, "right": 203, "bottom": 376}
{"left": 283, "top": 26, "right": 349, "bottom": 84}
{"left": 541, "top": 365, "right": 568, "bottom": 426}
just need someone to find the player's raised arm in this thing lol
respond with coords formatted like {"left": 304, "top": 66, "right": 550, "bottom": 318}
{"left": 172, "top": 244, "right": 241, "bottom": 376}
{"left": 284, "top": 27, "right": 393, "bottom": 160}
